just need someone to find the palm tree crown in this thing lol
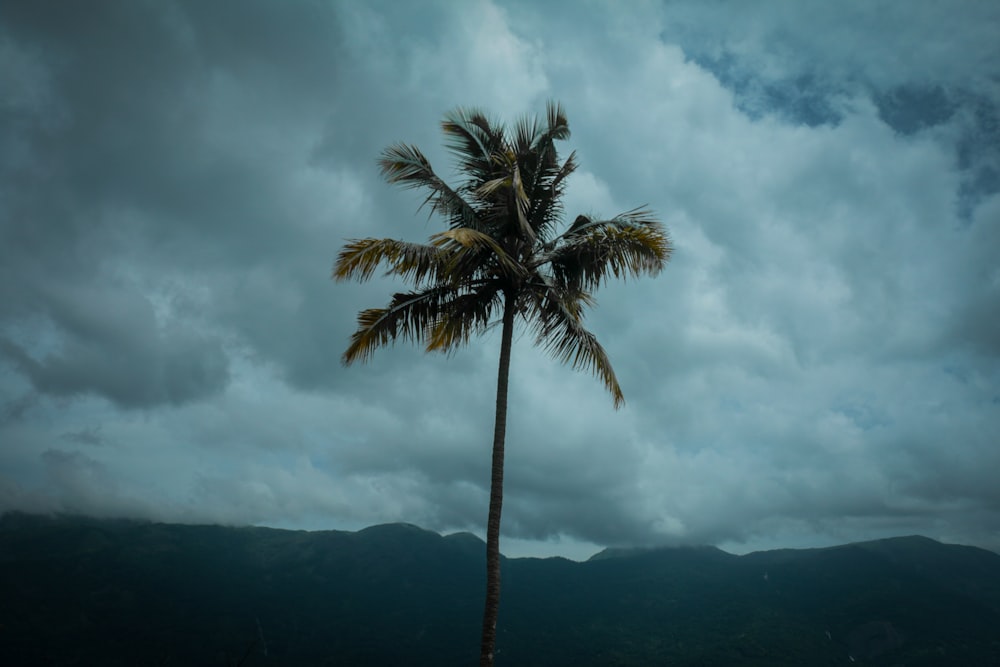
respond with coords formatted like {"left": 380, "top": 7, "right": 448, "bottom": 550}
{"left": 334, "top": 102, "right": 671, "bottom": 666}
{"left": 335, "top": 102, "right": 670, "bottom": 405}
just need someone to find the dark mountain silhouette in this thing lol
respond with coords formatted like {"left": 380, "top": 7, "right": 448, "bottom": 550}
{"left": 1, "top": 513, "right": 998, "bottom": 666}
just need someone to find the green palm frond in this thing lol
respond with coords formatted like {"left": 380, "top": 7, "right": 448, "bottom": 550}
{"left": 333, "top": 237, "right": 449, "bottom": 285}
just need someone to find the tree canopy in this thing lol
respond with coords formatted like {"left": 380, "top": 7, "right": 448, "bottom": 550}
{"left": 334, "top": 102, "right": 671, "bottom": 408}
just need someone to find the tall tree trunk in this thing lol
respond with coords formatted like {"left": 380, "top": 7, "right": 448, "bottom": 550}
{"left": 479, "top": 292, "right": 516, "bottom": 667}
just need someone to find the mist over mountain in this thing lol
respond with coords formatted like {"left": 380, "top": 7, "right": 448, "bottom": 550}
{"left": 2, "top": 513, "right": 998, "bottom": 666}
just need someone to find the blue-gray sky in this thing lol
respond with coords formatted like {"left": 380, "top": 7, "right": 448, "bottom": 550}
{"left": 1, "top": 0, "right": 998, "bottom": 559}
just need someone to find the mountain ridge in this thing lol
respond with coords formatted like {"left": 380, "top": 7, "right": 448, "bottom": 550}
{"left": 2, "top": 512, "right": 998, "bottom": 665}
{"left": 5, "top": 511, "right": 995, "bottom": 560}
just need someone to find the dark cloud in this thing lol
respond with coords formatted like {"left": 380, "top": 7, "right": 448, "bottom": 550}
{"left": 59, "top": 425, "right": 105, "bottom": 447}
{"left": 0, "top": 0, "right": 998, "bottom": 558}
{"left": 0, "top": 281, "right": 229, "bottom": 408}
{"left": 875, "top": 84, "right": 957, "bottom": 135}
{"left": 684, "top": 51, "right": 847, "bottom": 127}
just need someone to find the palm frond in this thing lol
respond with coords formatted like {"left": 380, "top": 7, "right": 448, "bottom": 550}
{"left": 541, "top": 209, "right": 671, "bottom": 289}
{"left": 430, "top": 228, "right": 527, "bottom": 280}
{"left": 333, "top": 237, "right": 449, "bottom": 285}
{"left": 552, "top": 228, "right": 670, "bottom": 291}
{"left": 498, "top": 105, "right": 569, "bottom": 245}
{"left": 342, "top": 285, "right": 458, "bottom": 365}
{"left": 509, "top": 160, "right": 536, "bottom": 243}
{"left": 426, "top": 286, "right": 503, "bottom": 353}
{"left": 543, "top": 100, "right": 571, "bottom": 143}
{"left": 441, "top": 107, "right": 505, "bottom": 184}
{"left": 475, "top": 176, "right": 510, "bottom": 199}
{"left": 548, "top": 151, "right": 577, "bottom": 195}
{"left": 526, "top": 285, "right": 624, "bottom": 408}
{"left": 560, "top": 207, "right": 663, "bottom": 239}
{"left": 513, "top": 114, "right": 541, "bottom": 156}
{"left": 527, "top": 101, "right": 569, "bottom": 179}
{"left": 528, "top": 150, "right": 577, "bottom": 240}
{"left": 379, "top": 143, "right": 481, "bottom": 229}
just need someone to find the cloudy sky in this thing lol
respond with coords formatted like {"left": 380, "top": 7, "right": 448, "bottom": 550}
{"left": 2, "top": 0, "right": 998, "bottom": 559}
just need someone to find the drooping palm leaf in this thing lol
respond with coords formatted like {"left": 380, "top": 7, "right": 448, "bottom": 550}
{"left": 430, "top": 228, "right": 527, "bottom": 281}
{"left": 342, "top": 284, "right": 466, "bottom": 364}
{"left": 547, "top": 224, "right": 671, "bottom": 291}
{"left": 333, "top": 237, "right": 450, "bottom": 286}
{"left": 535, "top": 208, "right": 671, "bottom": 291}
{"left": 426, "top": 287, "right": 503, "bottom": 353}
{"left": 525, "top": 284, "right": 624, "bottom": 408}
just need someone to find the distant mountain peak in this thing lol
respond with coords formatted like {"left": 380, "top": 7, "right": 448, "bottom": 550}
{"left": 443, "top": 530, "right": 484, "bottom": 544}
{"left": 357, "top": 521, "right": 437, "bottom": 536}
{"left": 587, "top": 543, "right": 727, "bottom": 562}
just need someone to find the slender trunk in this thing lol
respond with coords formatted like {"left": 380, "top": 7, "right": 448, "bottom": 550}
{"left": 479, "top": 292, "right": 516, "bottom": 667}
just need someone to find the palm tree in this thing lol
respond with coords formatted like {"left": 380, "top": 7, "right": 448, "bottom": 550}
{"left": 334, "top": 102, "right": 671, "bottom": 666}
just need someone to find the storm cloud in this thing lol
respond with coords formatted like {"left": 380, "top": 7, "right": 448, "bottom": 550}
{"left": 1, "top": 0, "right": 998, "bottom": 559}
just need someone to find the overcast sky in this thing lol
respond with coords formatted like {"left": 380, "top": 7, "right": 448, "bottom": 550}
{"left": 2, "top": 0, "right": 998, "bottom": 560}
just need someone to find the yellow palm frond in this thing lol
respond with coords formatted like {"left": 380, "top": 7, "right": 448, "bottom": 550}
{"left": 543, "top": 211, "right": 672, "bottom": 290}
{"left": 342, "top": 285, "right": 456, "bottom": 365}
{"left": 430, "top": 228, "right": 527, "bottom": 281}
{"left": 333, "top": 238, "right": 450, "bottom": 286}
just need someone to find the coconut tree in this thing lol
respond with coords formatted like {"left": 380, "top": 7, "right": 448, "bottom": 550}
{"left": 333, "top": 102, "right": 671, "bottom": 666}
